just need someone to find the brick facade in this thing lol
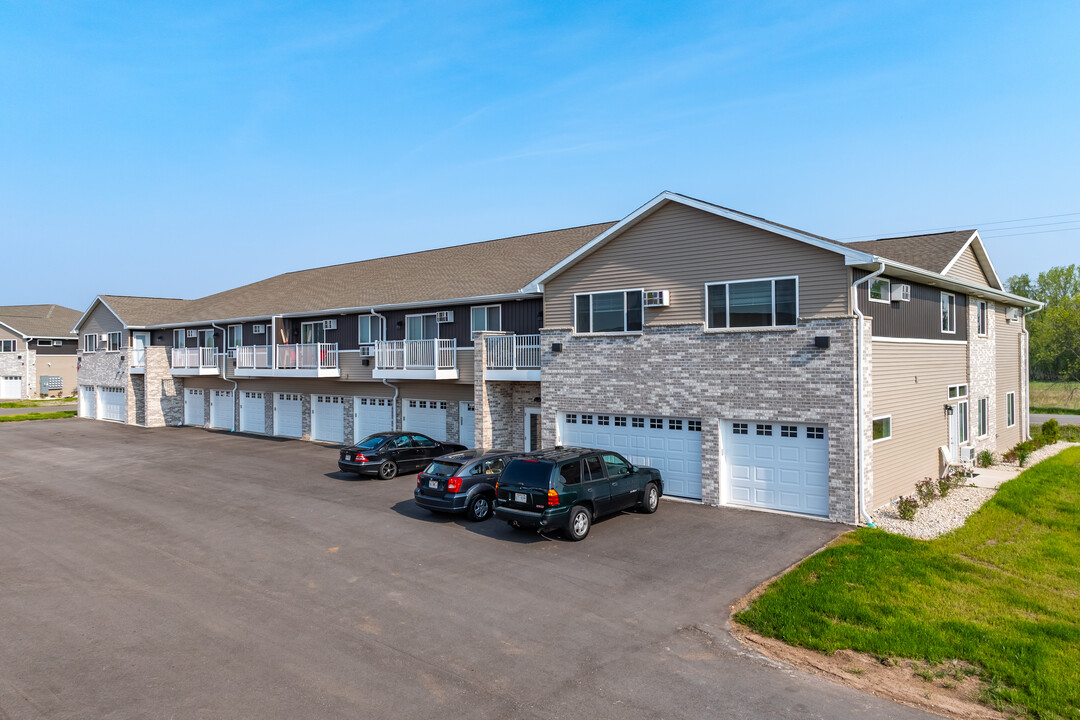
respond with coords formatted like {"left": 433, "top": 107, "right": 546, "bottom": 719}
{"left": 968, "top": 300, "right": 997, "bottom": 455}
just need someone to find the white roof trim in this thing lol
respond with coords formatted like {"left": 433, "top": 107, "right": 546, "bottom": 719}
{"left": 940, "top": 231, "right": 1003, "bottom": 290}
{"left": 524, "top": 191, "right": 876, "bottom": 292}
{"left": 857, "top": 259, "right": 1039, "bottom": 307}
{"left": 0, "top": 319, "right": 28, "bottom": 339}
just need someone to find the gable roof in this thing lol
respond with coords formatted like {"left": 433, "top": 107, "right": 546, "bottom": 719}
{"left": 0, "top": 304, "right": 82, "bottom": 339}
{"left": 844, "top": 230, "right": 1002, "bottom": 290}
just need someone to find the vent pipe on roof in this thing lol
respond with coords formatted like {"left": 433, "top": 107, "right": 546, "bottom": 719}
{"left": 851, "top": 264, "right": 885, "bottom": 528}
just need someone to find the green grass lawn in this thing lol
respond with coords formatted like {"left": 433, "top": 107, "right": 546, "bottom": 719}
{"left": 1030, "top": 380, "right": 1080, "bottom": 415}
{"left": 0, "top": 410, "right": 77, "bottom": 422}
{"left": 0, "top": 398, "right": 77, "bottom": 409}
{"left": 736, "top": 447, "right": 1080, "bottom": 719}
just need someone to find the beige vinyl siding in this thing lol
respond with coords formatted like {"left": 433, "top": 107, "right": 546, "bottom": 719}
{"left": 870, "top": 340, "right": 968, "bottom": 505}
{"left": 543, "top": 202, "right": 851, "bottom": 328}
{"left": 0, "top": 325, "right": 20, "bottom": 347}
{"left": 80, "top": 303, "right": 124, "bottom": 340}
{"left": 946, "top": 245, "right": 990, "bottom": 287}
{"left": 996, "top": 307, "right": 1023, "bottom": 448}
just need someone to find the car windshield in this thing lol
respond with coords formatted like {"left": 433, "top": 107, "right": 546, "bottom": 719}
{"left": 355, "top": 435, "right": 389, "bottom": 450}
{"left": 424, "top": 461, "right": 462, "bottom": 477}
{"left": 501, "top": 459, "right": 554, "bottom": 488}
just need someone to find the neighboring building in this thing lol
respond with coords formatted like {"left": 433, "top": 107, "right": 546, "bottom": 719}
{"left": 73, "top": 192, "right": 1039, "bottom": 524}
{"left": 0, "top": 304, "right": 82, "bottom": 399}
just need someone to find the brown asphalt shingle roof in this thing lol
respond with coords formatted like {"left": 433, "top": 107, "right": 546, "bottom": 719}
{"left": 843, "top": 230, "right": 975, "bottom": 274}
{"left": 97, "top": 296, "right": 189, "bottom": 327}
{"left": 0, "top": 304, "right": 82, "bottom": 338}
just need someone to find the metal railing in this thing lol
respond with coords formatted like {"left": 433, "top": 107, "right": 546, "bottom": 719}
{"left": 171, "top": 346, "right": 217, "bottom": 369}
{"left": 375, "top": 339, "right": 456, "bottom": 370}
{"left": 236, "top": 345, "right": 273, "bottom": 369}
{"left": 275, "top": 342, "right": 338, "bottom": 370}
{"left": 485, "top": 334, "right": 541, "bottom": 370}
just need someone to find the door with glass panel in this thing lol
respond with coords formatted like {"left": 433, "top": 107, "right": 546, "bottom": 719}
{"left": 405, "top": 314, "right": 438, "bottom": 367}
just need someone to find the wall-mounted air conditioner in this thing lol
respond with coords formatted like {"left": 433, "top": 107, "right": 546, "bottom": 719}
{"left": 891, "top": 284, "right": 911, "bottom": 302}
{"left": 643, "top": 290, "right": 669, "bottom": 307}
{"left": 323, "top": 319, "right": 337, "bottom": 330}
{"left": 1006, "top": 307, "right": 1021, "bottom": 322}
{"left": 358, "top": 345, "right": 374, "bottom": 357}
{"left": 186, "top": 329, "right": 197, "bottom": 338}
{"left": 252, "top": 324, "right": 265, "bottom": 334}
{"left": 436, "top": 311, "right": 454, "bottom": 323}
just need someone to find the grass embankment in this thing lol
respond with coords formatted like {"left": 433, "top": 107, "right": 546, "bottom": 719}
{"left": 0, "top": 398, "right": 76, "bottom": 408}
{"left": 0, "top": 411, "right": 77, "bottom": 422}
{"left": 1030, "top": 380, "right": 1080, "bottom": 415}
{"left": 736, "top": 447, "right": 1080, "bottom": 718}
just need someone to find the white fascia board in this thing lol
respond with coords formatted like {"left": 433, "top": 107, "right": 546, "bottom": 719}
{"left": 0, "top": 320, "right": 29, "bottom": 339}
{"left": 524, "top": 191, "right": 878, "bottom": 292}
{"left": 856, "top": 260, "right": 1041, "bottom": 308}
{"left": 968, "top": 232, "right": 1004, "bottom": 290}
{"left": 72, "top": 297, "right": 107, "bottom": 333}
{"left": 939, "top": 231, "right": 978, "bottom": 276}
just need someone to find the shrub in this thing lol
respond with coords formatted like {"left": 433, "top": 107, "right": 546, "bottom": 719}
{"left": 915, "top": 479, "right": 938, "bottom": 505}
{"left": 1017, "top": 445, "right": 1032, "bottom": 467}
{"left": 1060, "top": 424, "right": 1080, "bottom": 442}
{"left": 938, "top": 476, "right": 956, "bottom": 497}
{"left": 1002, "top": 448, "right": 1018, "bottom": 463}
{"left": 896, "top": 496, "right": 918, "bottom": 521}
{"left": 977, "top": 449, "right": 995, "bottom": 468}
{"left": 1041, "top": 419, "right": 1059, "bottom": 445}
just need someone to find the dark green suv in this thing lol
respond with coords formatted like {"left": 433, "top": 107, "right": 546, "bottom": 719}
{"left": 493, "top": 447, "right": 663, "bottom": 541}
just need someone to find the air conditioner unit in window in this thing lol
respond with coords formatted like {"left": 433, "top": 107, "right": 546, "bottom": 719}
{"left": 99, "top": 333, "right": 108, "bottom": 342}
{"left": 891, "top": 284, "right": 911, "bottom": 302}
{"left": 358, "top": 345, "right": 374, "bottom": 357}
{"left": 187, "top": 329, "right": 198, "bottom": 338}
{"left": 252, "top": 324, "right": 265, "bottom": 334}
{"left": 323, "top": 319, "right": 337, "bottom": 330}
{"left": 643, "top": 290, "right": 669, "bottom": 307}
{"left": 1006, "top": 307, "right": 1021, "bottom": 322}
{"left": 436, "top": 311, "right": 454, "bottom": 323}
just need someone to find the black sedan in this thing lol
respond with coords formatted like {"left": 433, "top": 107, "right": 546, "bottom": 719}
{"left": 338, "top": 432, "right": 467, "bottom": 479}
{"left": 414, "top": 449, "right": 522, "bottom": 521}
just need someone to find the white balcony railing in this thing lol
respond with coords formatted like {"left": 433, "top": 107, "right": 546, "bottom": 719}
{"left": 171, "top": 346, "right": 217, "bottom": 369}
{"left": 275, "top": 342, "right": 339, "bottom": 370}
{"left": 485, "top": 334, "right": 541, "bottom": 370}
{"left": 236, "top": 345, "right": 273, "bottom": 369}
{"left": 375, "top": 339, "right": 456, "bottom": 371}
{"left": 130, "top": 347, "right": 146, "bottom": 369}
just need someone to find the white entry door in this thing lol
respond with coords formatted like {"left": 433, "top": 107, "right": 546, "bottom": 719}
{"left": 80, "top": 385, "right": 97, "bottom": 419}
{"left": 99, "top": 386, "right": 126, "bottom": 422}
{"left": 354, "top": 396, "right": 394, "bottom": 443}
{"left": 1, "top": 375, "right": 22, "bottom": 399}
{"left": 211, "top": 390, "right": 234, "bottom": 430}
{"left": 558, "top": 412, "right": 703, "bottom": 500}
{"left": 184, "top": 388, "right": 205, "bottom": 426}
{"left": 274, "top": 393, "right": 303, "bottom": 438}
{"left": 459, "top": 401, "right": 476, "bottom": 448}
{"left": 725, "top": 421, "right": 830, "bottom": 517}
{"left": 312, "top": 395, "right": 345, "bottom": 443}
{"left": 240, "top": 391, "right": 265, "bottom": 433}
{"left": 403, "top": 399, "right": 447, "bottom": 441}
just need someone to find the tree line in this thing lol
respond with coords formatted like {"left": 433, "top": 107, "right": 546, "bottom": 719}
{"left": 1006, "top": 264, "right": 1080, "bottom": 382}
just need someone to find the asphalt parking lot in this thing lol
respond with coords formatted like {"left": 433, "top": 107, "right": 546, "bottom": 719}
{"left": 0, "top": 419, "right": 937, "bottom": 719}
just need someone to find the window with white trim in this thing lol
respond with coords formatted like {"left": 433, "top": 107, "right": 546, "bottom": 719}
{"left": 706, "top": 277, "right": 797, "bottom": 329}
{"left": 732, "top": 422, "right": 748, "bottom": 435}
{"left": 173, "top": 329, "right": 184, "bottom": 348}
{"left": 958, "top": 401, "right": 969, "bottom": 443}
{"left": 107, "top": 332, "right": 121, "bottom": 352}
{"left": 301, "top": 321, "right": 325, "bottom": 344}
{"left": 82, "top": 334, "right": 97, "bottom": 353}
{"left": 977, "top": 300, "right": 987, "bottom": 336}
{"left": 1006, "top": 392, "right": 1016, "bottom": 428}
{"left": 781, "top": 425, "right": 798, "bottom": 438}
{"left": 948, "top": 384, "right": 968, "bottom": 400}
{"left": 405, "top": 313, "right": 437, "bottom": 341}
{"left": 0, "top": 339, "right": 15, "bottom": 353}
{"left": 756, "top": 424, "right": 772, "bottom": 436}
{"left": 37, "top": 339, "right": 53, "bottom": 346}
{"left": 978, "top": 397, "right": 988, "bottom": 438}
{"left": 869, "top": 278, "right": 891, "bottom": 303}
{"left": 631, "top": 417, "right": 644, "bottom": 428}
{"left": 358, "top": 315, "right": 381, "bottom": 348}
{"left": 941, "top": 292, "right": 956, "bottom": 334}
{"left": 471, "top": 305, "right": 502, "bottom": 335}
{"left": 806, "top": 426, "right": 825, "bottom": 439}
{"left": 574, "top": 290, "right": 643, "bottom": 334}
{"left": 872, "top": 416, "right": 892, "bottom": 441}
{"left": 227, "top": 324, "right": 242, "bottom": 349}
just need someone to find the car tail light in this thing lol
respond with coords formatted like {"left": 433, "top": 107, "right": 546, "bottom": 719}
{"left": 494, "top": 481, "right": 499, "bottom": 494}
{"left": 547, "top": 489, "right": 559, "bottom": 506}
{"left": 354, "top": 453, "right": 368, "bottom": 462}
{"left": 447, "top": 477, "right": 463, "bottom": 493}
{"left": 416, "top": 477, "right": 422, "bottom": 488}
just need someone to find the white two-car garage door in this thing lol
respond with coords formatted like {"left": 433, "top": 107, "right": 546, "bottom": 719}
{"left": 354, "top": 396, "right": 394, "bottom": 443}
{"left": 312, "top": 395, "right": 345, "bottom": 443}
{"left": 558, "top": 412, "right": 703, "bottom": 500}
{"left": 725, "top": 421, "right": 829, "bottom": 517}
{"left": 403, "top": 399, "right": 447, "bottom": 441}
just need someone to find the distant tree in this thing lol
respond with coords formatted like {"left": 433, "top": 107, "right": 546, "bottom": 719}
{"left": 1006, "top": 265, "right": 1080, "bottom": 383}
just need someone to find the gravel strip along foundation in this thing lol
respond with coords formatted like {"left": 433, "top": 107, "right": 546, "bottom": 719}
{"left": 993, "top": 441, "right": 1080, "bottom": 470}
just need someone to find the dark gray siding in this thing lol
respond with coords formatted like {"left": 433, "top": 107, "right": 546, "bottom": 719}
{"left": 35, "top": 339, "right": 78, "bottom": 355}
{"left": 855, "top": 271, "right": 968, "bottom": 340}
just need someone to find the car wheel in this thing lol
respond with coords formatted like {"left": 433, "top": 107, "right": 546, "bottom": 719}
{"left": 377, "top": 460, "right": 398, "bottom": 480}
{"left": 566, "top": 505, "right": 591, "bottom": 541}
{"left": 639, "top": 482, "right": 659, "bottom": 514}
{"left": 466, "top": 494, "right": 492, "bottom": 522}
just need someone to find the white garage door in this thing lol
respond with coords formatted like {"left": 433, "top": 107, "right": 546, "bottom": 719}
{"left": 459, "top": 401, "right": 475, "bottom": 448}
{"left": 1, "top": 375, "right": 21, "bottom": 399}
{"left": 99, "top": 386, "right": 126, "bottom": 422}
{"left": 558, "top": 412, "right": 703, "bottom": 500}
{"left": 80, "top": 385, "right": 97, "bottom": 419}
{"left": 240, "top": 391, "right": 265, "bottom": 433}
{"left": 274, "top": 393, "right": 303, "bottom": 438}
{"left": 312, "top": 395, "right": 345, "bottom": 443}
{"left": 725, "top": 421, "right": 829, "bottom": 517}
{"left": 354, "top": 396, "right": 394, "bottom": 443}
{"left": 185, "top": 388, "right": 205, "bottom": 426}
{"left": 211, "top": 390, "right": 234, "bottom": 430}
{"left": 403, "top": 399, "right": 447, "bottom": 441}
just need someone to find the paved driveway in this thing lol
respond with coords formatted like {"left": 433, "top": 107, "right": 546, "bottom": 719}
{"left": 0, "top": 420, "right": 936, "bottom": 719}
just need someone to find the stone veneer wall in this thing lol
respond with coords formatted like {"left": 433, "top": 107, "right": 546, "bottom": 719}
{"left": 968, "top": 300, "right": 997, "bottom": 454}
{"left": 473, "top": 332, "right": 541, "bottom": 451}
{"left": 145, "top": 346, "right": 184, "bottom": 427}
{"left": 0, "top": 346, "right": 27, "bottom": 397}
{"left": 78, "top": 351, "right": 129, "bottom": 389}
{"left": 539, "top": 319, "right": 862, "bottom": 523}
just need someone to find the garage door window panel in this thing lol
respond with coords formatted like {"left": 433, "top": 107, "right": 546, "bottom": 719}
{"left": 706, "top": 277, "right": 798, "bottom": 330}
{"left": 573, "top": 290, "right": 643, "bottom": 334}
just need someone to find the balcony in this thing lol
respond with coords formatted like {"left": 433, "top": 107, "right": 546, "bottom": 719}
{"left": 170, "top": 347, "right": 219, "bottom": 375}
{"left": 233, "top": 343, "right": 340, "bottom": 378}
{"left": 129, "top": 346, "right": 146, "bottom": 374}
{"left": 484, "top": 334, "right": 541, "bottom": 381}
{"left": 374, "top": 339, "right": 458, "bottom": 380}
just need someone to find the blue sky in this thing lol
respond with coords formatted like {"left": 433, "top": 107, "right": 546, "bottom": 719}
{"left": 2, "top": 1, "right": 1078, "bottom": 311}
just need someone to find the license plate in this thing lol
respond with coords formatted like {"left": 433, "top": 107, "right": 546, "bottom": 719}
{"left": 428, "top": 479, "right": 439, "bottom": 489}
{"left": 514, "top": 492, "right": 527, "bottom": 504}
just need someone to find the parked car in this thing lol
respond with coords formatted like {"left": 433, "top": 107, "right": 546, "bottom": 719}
{"left": 493, "top": 447, "right": 662, "bottom": 541}
{"left": 414, "top": 449, "right": 522, "bottom": 521}
{"left": 338, "top": 432, "right": 467, "bottom": 479}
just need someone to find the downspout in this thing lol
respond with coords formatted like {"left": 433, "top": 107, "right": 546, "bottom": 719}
{"left": 211, "top": 322, "right": 238, "bottom": 432}
{"left": 1021, "top": 303, "right": 1046, "bottom": 440}
{"left": 851, "top": 263, "right": 886, "bottom": 527}
{"left": 369, "top": 309, "right": 398, "bottom": 431}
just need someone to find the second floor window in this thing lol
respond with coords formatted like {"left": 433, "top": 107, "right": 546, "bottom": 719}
{"left": 358, "top": 315, "right": 382, "bottom": 346}
{"left": 977, "top": 300, "right": 987, "bottom": 336}
{"left": 706, "top": 277, "right": 797, "bottom": 329}
{"left": 0, "top": 339, "right": 16, "bottom": 352}
{"left": 406, "top": 313, "right": 438, "bottom": 340}
{"left": 107, "top": 332, "right": 122, "bottom": 351}
{"left": 869, "top": 278, "right": 891, "bottom": 303}
{"left": 300, "top": 321, "right": 325, "bottom": 344}
{"left": 471, "top": 305, "right": 502, "bottom": 335}
{"left": 173, "top": 329, "right": 184, "bottom": 348}
{"left": 83, "top": 334, "right": 97, "bottom": 352}
{"left": 574, "top": 290, "right": 643, "bottom": 334}
{"left": 227, "top": 325, "right": 242, "bottom": 348}
{"left": 941, "top": 292, "right": 956, "bottom": 333}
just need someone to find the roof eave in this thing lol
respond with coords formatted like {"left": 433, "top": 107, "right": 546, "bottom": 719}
{"left": 854, "top": 259, "right": 1040, "bottom": 307}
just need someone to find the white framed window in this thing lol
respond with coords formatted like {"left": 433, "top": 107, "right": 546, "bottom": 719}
{"left": 36, "top": 339, "right": 53, "bottom": 346}
{"left": 869, "top": 278, "right": 891, "bottom": 304}
{"left": 941, "top": 292, "right": 956, "bottom": 334}
{"left": 574, "top": 290, "right": 643, "bottom": 334}
{"left": 470, "top": 305, "right": 502, "bottom": 335}
{"left": 405, "top": 313, "right": 438, "bottom": 340}
{"left": 958, "top": 401, "right": 970, "bottom": 443}
{"left": 198, "top": 329, "right": 215, "bottom": 348}
{"left": 107, "top": 332, "right": 121, "bottom": 352}
{"left": 358, "top": 315, "right": 382, "bottom": 347}
{"left": 300, "top": 321, "right": 325, "bottom": 344}
{"left": 1006, "top": 392, "right": 1016, "bottom": 428}
{"left": 978, "top": 397, "right": 989, "bottom": 438}
{"left": 82, "top": 334, "right": 97, "bottom": 353}
{"left": 705, "top": 276, "right": 798, "bottom": 330}
{"left": 227, "top": 324, "right": 242, "bottom": 349}
{"left": 977, "top": 300, "right": 988, "bottom": 336}
{"left": 872, "top": 416, "right": 892, "bottom": 442}
{"left": 0, "top": 339, "right": 16, "bottom": 352}
{"left": 173, "top": 329, "right": 185, "bottom": 348}
{"left": 948, "top": 384, "right": 968, "bottom": 399}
